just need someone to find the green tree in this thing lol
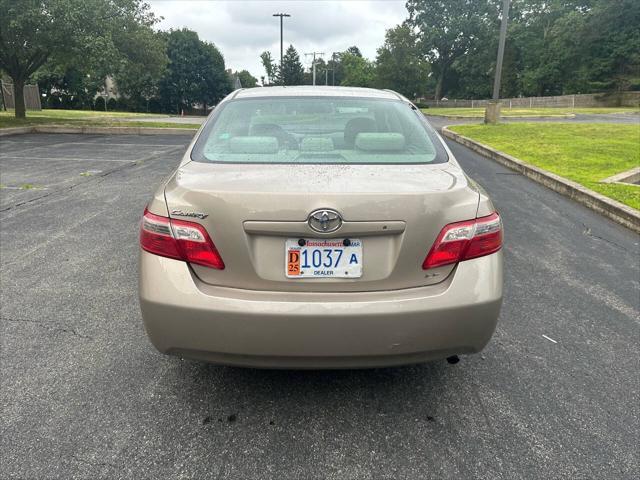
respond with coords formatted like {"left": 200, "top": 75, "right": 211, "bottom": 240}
{"left": 157, "top": 29, "right": 230, "bottom": 113}
{"left": 446, "top": 25, "right": 498, "bottom": 99}
{"left": 33, "top": 63, "right": 106, "bottom": 109}
{"left": 199, "top": 41, "right": 231, "bottom": 110}
{"left": 406, "top": 0, "right": 499, "bottom": 99}
{"left": 344, "top": 46, "right": 363, "bottom": 57}
{"left": 112, "top": 26, "right": 168, "bottom": 111}
{"left": 540, "top": 0, "right": 640, "bottom": 93}
{"left": 490, "top": 0, "right": 639, "bottom": 97}
{"left": 319, "top": 47, "right": 365, "bottom": 87}
{"left": 235, "top": 70, "right": 258, "bottom": 88}
{"left": 260, "top": 51, "right": 276, "bottom": 85}
{"left": 398, "top": 0, "right": 638, "bottom": 99}
{"left": 340, "top": 53, "right": 376, "bottom": 88}
{"left": 326, "top": 54, "right": 343, "bottom": 86}
{"left": 278, "top": 45, "right": 304, "bottom": 86}
{"left": 582, "top": 0, "right": 640, "bottom": 92}
{"left": 304, "top": 58, "right": 328, "bottom": 85}
{"left": 504, "top": 0, "right": 586, "bottom": 96}
{"left": 158, "top": 29, "right": 200, "bottom": 112}
{"left": 0, "top": 0, "right": 159, "bottom": 118}
{"left": 375, "top": 24, "right": 430, "bottom": 98}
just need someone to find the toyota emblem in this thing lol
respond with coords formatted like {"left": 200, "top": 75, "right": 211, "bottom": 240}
{"left": 308, "top": 209, "right": 342, "bottom": 233}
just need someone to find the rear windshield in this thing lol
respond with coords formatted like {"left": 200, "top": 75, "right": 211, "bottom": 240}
{"left": 191, "top": 96, "right": 447, "bottom": 164}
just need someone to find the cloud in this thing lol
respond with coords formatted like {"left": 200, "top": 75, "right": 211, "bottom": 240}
{"left": 147, "top": 0, "right": 408, "bottom": 80}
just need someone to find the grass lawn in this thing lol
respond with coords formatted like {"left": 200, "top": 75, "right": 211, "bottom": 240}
{"left": 449, "top": 123, "right": 640, "bottom": 210}
{"left": 422, "top": 107, "right": 639, "bottom": 118}
{"left": 0, "top": 109, "right": 200, "bottom": 129}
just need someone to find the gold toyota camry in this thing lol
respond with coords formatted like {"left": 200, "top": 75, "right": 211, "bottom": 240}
{"left": 139, "top": 86, "right": 503, "bottom": 368}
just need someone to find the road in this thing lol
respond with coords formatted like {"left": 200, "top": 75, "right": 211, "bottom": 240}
{"left": 1, "top": 133, "right": 638, "bottom": 479}
{"left": 123, "top": 114, "right": 207, "bottom": 125}
{"left": 125, "top": 111, "right": 640, "bottom": 129}
{"left": 424, "top": 112, "right": 640, "bottom": 130}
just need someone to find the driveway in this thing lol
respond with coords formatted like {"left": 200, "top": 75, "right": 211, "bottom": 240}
{"left": 1, "top": 133, "right": 638, "bottom": 479}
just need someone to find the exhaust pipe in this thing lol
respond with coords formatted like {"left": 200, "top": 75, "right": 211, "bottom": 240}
{"left": 446, "top": 355, "right": 460, "bottom": 364}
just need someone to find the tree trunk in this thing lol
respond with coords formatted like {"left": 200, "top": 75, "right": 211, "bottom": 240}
{"left": 13, "top": 77, "right": 26, "bottom": 119}
{"left": 435, "top": 73, "right": 444, "bottom": 100}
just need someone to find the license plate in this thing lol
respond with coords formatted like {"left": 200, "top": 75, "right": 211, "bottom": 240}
{"left": 286, "top": 238, "right": 363, "bottom": 278}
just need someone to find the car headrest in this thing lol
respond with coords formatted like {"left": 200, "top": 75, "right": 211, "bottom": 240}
{"left": 229, "top": 136, "right": 279, "bottom": 154}
{"left": 300, "top": 137, "right": 334, "bottom": 152}
{"left": 344, "top": 117, "right": 377, "bottom": 147}
{"left": 355, "top": 132, "right": 406, "bottom": 152}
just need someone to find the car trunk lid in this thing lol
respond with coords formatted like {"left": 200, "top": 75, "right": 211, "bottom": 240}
{"left": 164, "top": 160, "right": 479, "bottom": 292}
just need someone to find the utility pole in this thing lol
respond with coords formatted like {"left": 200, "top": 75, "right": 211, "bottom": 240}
{"left": 492, "top": 0, "right": 510, "bottom": 100}
{"left": 304, "top": 52, "right": 324, "bottom": 86}
{"left": 331, "top": 52, "right": 338, "bottom": 86}
{"left": 486, "top": 0, "right": 510, "bottom": 124}
{"left": 272, "top": 13, "right": 291, "bottom": 71}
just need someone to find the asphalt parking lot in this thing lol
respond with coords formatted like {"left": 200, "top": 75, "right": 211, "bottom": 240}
{"left": 1, "top": 133, "right": 638, "bottom": 479}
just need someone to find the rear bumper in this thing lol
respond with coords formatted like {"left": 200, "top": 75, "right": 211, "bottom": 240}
{"left": 139, "top": 251, "right": 502, "bottom": 368}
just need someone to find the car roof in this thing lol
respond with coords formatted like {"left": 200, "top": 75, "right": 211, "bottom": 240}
{"left": 232, "top": 86, "right": 405, "bottom": 101}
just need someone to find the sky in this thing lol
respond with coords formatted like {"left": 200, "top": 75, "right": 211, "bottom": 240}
{"left": 147, "top": 0, "right": 408, "bottom": 81}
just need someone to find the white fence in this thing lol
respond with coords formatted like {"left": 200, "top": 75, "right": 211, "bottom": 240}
{"left": 419, "top": 91, "right": 640, "bottom": 109}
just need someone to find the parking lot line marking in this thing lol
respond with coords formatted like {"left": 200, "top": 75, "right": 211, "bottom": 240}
{"left": 542, "top": 334, "right": 558, "bottom": 343}
{"left": 49, "top": 142, "right": 187, "bottom": 148}
{"left": 0, "top": 156, "right": 136, "bottom": 163}
{"left": 0, "top": 144, "right": 60, "bottom": 156}
{"left": 0, "top": 145, "right": 185, "bottom": 213}
{"left": 0, "top": 140, "right": 50, "bottom": 144}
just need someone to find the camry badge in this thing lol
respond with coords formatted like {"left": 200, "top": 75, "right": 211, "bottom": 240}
{"left": 171, "top": 210, "right": 208, "bottom": 220}
{"left": 308, "top": 209, "right": 342, "bottom": 233}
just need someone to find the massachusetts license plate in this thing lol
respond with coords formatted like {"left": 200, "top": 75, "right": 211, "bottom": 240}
{"left": 286, "top": 238, "right": 363, "bottom": 278}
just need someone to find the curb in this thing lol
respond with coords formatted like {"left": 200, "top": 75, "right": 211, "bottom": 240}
{"left": 0, "top": 127, "right": 34, "bottom": 137}
{"left": 441, "top": 127, "right": 640, "bottom": 234}
{"left": 0, "top": 125, "right": 198, "bottom": 137}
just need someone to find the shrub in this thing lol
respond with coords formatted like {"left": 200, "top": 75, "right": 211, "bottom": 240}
{"left": 94, "top": 97, "right": 106, "bottom": 111}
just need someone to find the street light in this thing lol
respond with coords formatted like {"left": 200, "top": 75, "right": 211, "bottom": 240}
{"left": 272, "top": 13, "right": 291, "bottom": 71}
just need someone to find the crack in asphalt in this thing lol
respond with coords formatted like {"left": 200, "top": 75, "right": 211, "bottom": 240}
{"left": 69, "top": 454, "right": 119, "bottom": 469}
{"left": 56, "top": 327, "right": 93, "bottom": 340}
{"left": 2, "top": 316, "right": 93, "bottom": 340}
{"left": 581, "top": 222, "right": 634, "bottom": 253}
{"left": 0, "top": 145, "right": 184, "bottom": 214}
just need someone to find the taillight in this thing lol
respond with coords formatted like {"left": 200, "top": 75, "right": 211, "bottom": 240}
{"left": 140, "top": 208, "right": 225, "bottom": 269}
{"left": 422, "top": 212, "right": 502, "bottom": 270}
